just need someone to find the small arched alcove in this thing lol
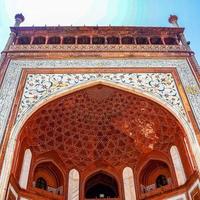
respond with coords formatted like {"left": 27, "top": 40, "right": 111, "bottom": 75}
{"left": 32, "top": 36, "right": 46, "bottom": 44}
{"left": 47, "top": 36, "right": 61, "bottom": 44}
{"left": 85, "top": 171, "right": 119, "bottom": 199}
{"left": 139, "top": 160, "right": 172, "bottom": 194}
{"left": 17, "top": 36, "right": 31, "bottom": 45}
{"left": 33, "top": 161, "right": 64, "bottom": 195}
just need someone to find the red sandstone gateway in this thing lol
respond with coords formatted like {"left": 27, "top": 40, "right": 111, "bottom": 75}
{"left": 0, "top": 14, "right": 200, "bottom": 200}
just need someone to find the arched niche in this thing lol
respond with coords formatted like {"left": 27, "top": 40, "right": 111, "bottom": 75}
{"left": 92, "top": 36, "right": 105, "bottom": 44}
{"left": 164, "top": 37, "right": 178, "bottom": 45}
{"left": 136, "top": 37, "right": 149, "bottom": 44}
{"left": 68, "top": 169, "right": 80, "bottom": 200}
{"left": 138, "top": 159, "right": 173, "bottom": 194}
{"left": 135, "top": 150, "right": 178, "bottom": 198}
{"left": 123, "top": 167, "right": 136, "bottom": 200}
{"left": 85, "top": 171, "right": 119, "bottom": 199}
{"left": 150, "top": 37, "right": 163, "bottom": 45}
{"left": 0, "top": 82, "right": 197, "bottom": 199}
{"left": 63, "top": 36, "right": 76, "bottom": 44}
{"left": 33, "top": 161, "right": 64, "bottom": 195}
{"left": 17, "top": 36, "right": 31, "bottom": 45}
{"left": 77, "top": 36, "right": 90, "bottom": 44}
{"left": 107, "top": 36, "right": 120, "bottom": 44}
{"left": 47, "top": 36, "right": 61, "bottom": 44}
{"left": 170, "top": 145, "right": 186, "bottom": 186}
{"left": 32, "top": 36, "right": 45, "bottom": 44}
{"left": 122, "top": 36, "right": 135, "bottom": 44}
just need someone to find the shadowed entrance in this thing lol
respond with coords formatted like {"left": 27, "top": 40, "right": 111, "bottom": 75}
{"left": 85, "top": 172, "right": 119, "bottom": 198}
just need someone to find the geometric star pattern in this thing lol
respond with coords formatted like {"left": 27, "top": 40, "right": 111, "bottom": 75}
{"left": 21, "top": 85, "right": 183, "bottom": 170}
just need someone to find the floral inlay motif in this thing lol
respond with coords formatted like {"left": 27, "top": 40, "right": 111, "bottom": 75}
{"left": 18, "top": 73, "right": 185, "bottom": 121}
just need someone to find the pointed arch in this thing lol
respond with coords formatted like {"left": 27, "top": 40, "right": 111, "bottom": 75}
{"left": 84, "top": 170, "right": 119, "bottom": 199}
{"left": 16, "top": 80, "right": 192, "bottom": 136}
{"left": 0, "top": 80, "right": 199, "bottom": 199}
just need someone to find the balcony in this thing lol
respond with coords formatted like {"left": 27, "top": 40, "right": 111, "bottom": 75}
{"left": 33, "top": 181, "right": 64, "bottom": 195}
{"left": 140, "top": 178, "right": 173, "bottom": 199}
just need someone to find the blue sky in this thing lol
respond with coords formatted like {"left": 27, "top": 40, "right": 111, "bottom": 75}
{"left": 0, "top": 0, "right": 199, "bottom": 63}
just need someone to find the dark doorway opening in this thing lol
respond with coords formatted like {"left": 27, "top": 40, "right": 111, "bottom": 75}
{"left": 85, "top": 172, "right": 119, "bottom": 199}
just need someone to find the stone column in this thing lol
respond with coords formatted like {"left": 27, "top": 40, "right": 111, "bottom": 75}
{"left": 45, "top": 36, "right": 49, "bottom": 44}
{"left": 60, "top": 36, "right": 64, "bottom": 44}
{"left": 161, "top": 37, "right": 165, "bottom": 45}
{"left": 0, "top": 13, "right": 25, "bottom": 67}
{"left": 147, "top": 37, "right": 151, "bottom": 44}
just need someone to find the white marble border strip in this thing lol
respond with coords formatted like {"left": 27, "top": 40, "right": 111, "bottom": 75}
{"left": 0, "top": 59, "right": 199, "bottom": 143}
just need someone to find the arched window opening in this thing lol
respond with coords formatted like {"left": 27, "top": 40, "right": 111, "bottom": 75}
{"left": 156, "top": 175, "right": 168, "bottom": 188}
{"left": 85, "top": 172, "right": 119, "bottom": 199}
{"left": 36, "top": 177, "right": 47, "bottom": 190}
{"left": 32, "top": 36, "right": 45, "bottom": 45}
{"left": 63, "top": 36, "right": 75, "bottom": 44}
{"left": 92, "top": 37, "right": 105, "bottom": 44}
{"left": 122, "top": 36, "right": 135, "bottom": 44}
{"left": 77, "top": 36, "right": 90, "bottom": 44}
{"left": 107, "top": 36, "right": 120, "bottom": 44}
{"left": 136, "top": 37, "right": 149, "bottom": 45}
{"left": 150, "top": 37, "right": 163, "bottom": 45}
{"left": 33, "top": 162, "right": 64, "bottom": 195}
{"left": 48, "top": 36, "right": 61, "bottom": 44}
{"left": 17, "top": 36, "right": 31, "bottom": 45}
{"left": 139, "top": 160, "right": 172, "bottom": 194}
{"left": 164, "top": 37, "right": 177, "bottom": 45}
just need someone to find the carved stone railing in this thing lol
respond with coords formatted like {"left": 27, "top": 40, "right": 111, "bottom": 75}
{"left": 140, "top": 179, "right": 173, "bottom": 199}
{"left": 8, "top": 44, "right": 188, "bottom": 52}
{"left": 32, "top": 181, "right": 63, "bottom": 195}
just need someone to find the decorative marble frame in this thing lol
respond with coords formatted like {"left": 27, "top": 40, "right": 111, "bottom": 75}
{"left": 18, "top": 72, "right": 186, "bottom": 120}
{"left": 0, "top": 59, "right": 199, "bottom": 141}
{"left": 0, "top": 58, "right": 200, "bottom": 199}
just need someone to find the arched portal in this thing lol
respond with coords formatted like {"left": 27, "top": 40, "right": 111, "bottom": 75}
{"left": 85, "top": 172, "right": 119, "bottom": 199}
{"left": 3, "top": 84, "right": 194, "bottom": 199}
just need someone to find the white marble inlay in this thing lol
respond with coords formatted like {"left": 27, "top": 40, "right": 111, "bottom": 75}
{"left": 123, "top": 167, "right": 136, "bottom": 200}
{"left": 68, "top": 169, "right": 79, "bottom": 200}
{"left": 170, "top": 146, "right": 186, "bottom": 186}
{"left": 0, "top": 58, "right": 200, "bottom": 200}
{"left": 19, "top": 149, "right": 32, "bottom": 189}
{"left": 17, "top": 73, "right": 185, "bottom": 121}
{"left": 0, "top": 58, "right": 199, "bottom": 145}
